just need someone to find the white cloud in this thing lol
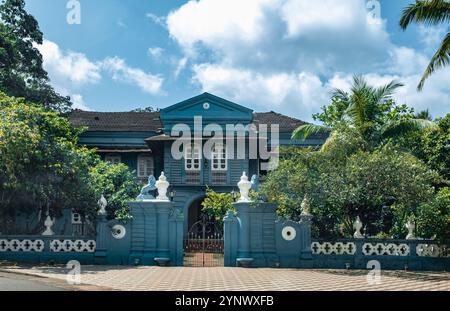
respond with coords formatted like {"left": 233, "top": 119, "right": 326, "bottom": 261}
{"left": 193, "top": 64, "right": 329, "bottom": 121}
{"left": 71, "top": 94, "right": 91, "bottom": 111}
{"left": 148, "top": 47, "right": 165, "bottom": 60}
{"left": 36, "top": 40, "right": 101, "bottom": 85}
{"left": 168, "top": 0, "right": 450, "bottom": 120}
{"left": 174, "top": 57, "right": 188, "bottom": 78}
{"left": 146, "top": 13, "right": 167, "bottom": 28}
{"left": 417, "top": 25, "right": 446, "bottom": 51}
{"left": 101, "top": 57, "right": 164, "bottom": 95}
{"left": 36, "top": 40, "right": 166, "bottom": 110}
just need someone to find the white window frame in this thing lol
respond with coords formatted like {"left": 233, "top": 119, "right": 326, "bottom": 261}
{"left": 105, "top": 154, "right": 121, "bottom": 165}
{"left": 211, "top": 143, "right": 227, "bottom": 171}
{"left": 185, "top": 143, "right": 201, "bottom": 171}
{"left": 137, "top": 154, "right": 154, "bottom": 178}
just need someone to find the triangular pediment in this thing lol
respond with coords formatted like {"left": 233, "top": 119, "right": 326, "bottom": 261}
{"left": 160, "top": 93, "right": 254, "bottom": 126}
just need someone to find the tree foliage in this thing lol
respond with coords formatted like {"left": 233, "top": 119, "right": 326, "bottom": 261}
{"left": 0, "top": 0, "right": 71, "bottom": 112}
{"left": 0, "top": 92, "right": 139, "bottom": 231}
{"left": 201, "top": 187, "right": 237, "bottom": 225}
{"left": 400, "top": 0, "right": 450, "bottom": 90}
{"left": 88, "top": 161, "right": 140, "bottom": 221}
{"left": 262, "top": 141, "right": 438, "bottom": 239}
{"left": 294, "top": 76, "right": 436, "bottom": 151}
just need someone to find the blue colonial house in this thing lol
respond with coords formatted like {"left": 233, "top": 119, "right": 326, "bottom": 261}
{"left": 69, "top": 93, "right": 325, "bottom": 232}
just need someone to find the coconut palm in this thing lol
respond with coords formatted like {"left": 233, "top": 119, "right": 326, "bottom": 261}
{"left": 400, "top": 0, "right": 450, "bottom": 91}
{"left": 292, "top": 76, "right": 436, "bottom": 149}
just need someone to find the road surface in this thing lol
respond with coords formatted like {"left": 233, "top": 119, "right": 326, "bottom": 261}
{"left": 0, "top": 271, "right": 70, "bottom": 291}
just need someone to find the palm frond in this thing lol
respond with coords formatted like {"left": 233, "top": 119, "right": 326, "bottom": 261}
{"left": 418, "top": 29, "right": 450, "bottom": 90}
{"left": 331, "top": 88, "right": 350, "bottom": 103}
{"left": 374, "top": 80, "right": 404, "bottom": 101}
{"left": 291, "top": 124, "right": 331, "bottom": 141}
{"left": 381, "top": 118, "right": 438, "bottom": 139}
{"left": 400, "top": 0, "right": 450, "bottom": 30}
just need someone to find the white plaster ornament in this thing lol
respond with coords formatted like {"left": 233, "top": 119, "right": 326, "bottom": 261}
{"left": 155, "top": 172, "right": 170, "bottom": 201}
{"left": 42, "top": 215, "right": 55, "bottom": 236}
{"left": 353, "top": 216, "right": 364, "bottom": 239}
{"left": 405, "top": 217, "right": 416, "bottom": 240}
{"left": 237, "top": 172, "right": 252, "bottom": 203}
{"left": 282, "top": 226, "right": 297, "bottom": 241}
{"left": 97, "top": 194, "right": 107, "bottom": 216}
{"left": 301, "top": 196, "right": 311, "bottom": 216}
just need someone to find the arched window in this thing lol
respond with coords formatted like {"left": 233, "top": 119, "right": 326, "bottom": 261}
{"left": 137, "top": 154, "right": 154, "bottom": 178}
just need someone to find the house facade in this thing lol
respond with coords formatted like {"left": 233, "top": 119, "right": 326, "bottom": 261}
{"left": 69, "top": 93, "right": 325, "bottom": 232}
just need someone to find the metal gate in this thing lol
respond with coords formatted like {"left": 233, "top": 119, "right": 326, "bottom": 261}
{"left": 183, "top": 213, "right": 224, "bottom": 267}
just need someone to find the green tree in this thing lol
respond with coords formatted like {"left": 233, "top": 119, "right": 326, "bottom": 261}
{"left": 0, "top": 0, "right": 71, "bottom": 112}
{"left": 416, "top": 187, "right": 450, "bottom": 244}
{"left": 0, "top": 92, "right": 95, "bottom": 231}
{"left": 261, "top": 143, "right": 437, "bottom": 239}
{"left": 293, "top": 76, "right": 436, "bottom": 151}
{"left": 201, "top": 187, "right": 237, "bottom": 225}
{"left": 88, "top": 160, "right": 140, "bottom": 221}
{"left": 0, "top": 92, "right": 141, "bottom": 233}
{"left": 400, "top": 0, "right": 450, "bottom": 91}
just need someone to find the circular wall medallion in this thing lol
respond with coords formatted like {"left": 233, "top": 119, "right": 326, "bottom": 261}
{"left": 282, "top": 226, "right": 296, "bottom": 241}
{"left": 111, "top": 224, "right": 126, "bottom": 239}
{"left": 203, "top": 102, "right": 210, "bottom": 110}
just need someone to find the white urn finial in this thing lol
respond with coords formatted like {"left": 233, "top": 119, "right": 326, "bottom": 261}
{"left": 42, "top": 214, "right": 55, "bottom": 236}
{"left": 405, "top": 217, "right": 416, "bottom": 240}
{"left": 97, "top": 194, "right": 107, "bottom": 216}
{"left": 156, "top": 172, "right": 170, "bottom": 201}
{"left": 353, "top": 216, "right": 364, "bottom": 239}
{"left": 237, "top": 172, "right": 252, "bottom": 203}
{"left": 301, "top": 196, "right": 311, "bottom": 216}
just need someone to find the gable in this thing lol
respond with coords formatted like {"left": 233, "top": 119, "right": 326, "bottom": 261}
{"left": 160, "top": 93, "right": 254, "bottom": 132}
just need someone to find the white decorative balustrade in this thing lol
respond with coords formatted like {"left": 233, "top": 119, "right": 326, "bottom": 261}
{"left": 362, "top": 242, "right": 410, "bottom": 256}
{"left": 50, "top": 239, "right": 96, "bottom": 253}
{"left": 416, "top": 244, "right": 449, "bottom": 258}
{"left": 311, "top": 242, "right": 356, "bottom": 255}
{"left": 0, "top": 239, "right": 45, "bottom": 252}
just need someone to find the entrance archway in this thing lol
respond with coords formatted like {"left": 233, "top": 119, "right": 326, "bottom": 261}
{"left": 184, "top": 197, "right": 224, "bottom": 267}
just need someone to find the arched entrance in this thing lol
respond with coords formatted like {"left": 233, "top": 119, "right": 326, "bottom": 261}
{"left": 183, "top": 197, "right": 224, "bottom": 267}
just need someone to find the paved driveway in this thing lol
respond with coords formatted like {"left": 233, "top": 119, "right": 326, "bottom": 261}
{"left": 1, "top": 266, "right": 449, "bottom": 291}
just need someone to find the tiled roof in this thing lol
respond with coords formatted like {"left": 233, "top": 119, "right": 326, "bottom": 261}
{"left": 253, "top": 111, "right": 307, "bottom": 133}
{"left": 69, "top": 110, "right": 307, "bottom": 133}
{"left": 68, "top": 110, "right": 162, "bottom": 132}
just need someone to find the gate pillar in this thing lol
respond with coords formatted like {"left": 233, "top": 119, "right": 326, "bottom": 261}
{"left": 128, "top": 200, "right": 184, "bottom": 266}
{"left": 223, "top": 210, "right": 238, "bottom": 267}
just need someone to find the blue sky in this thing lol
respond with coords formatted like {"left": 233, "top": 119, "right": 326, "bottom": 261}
{"left": 25, "top": 0, "right": 449, "bottom": 122}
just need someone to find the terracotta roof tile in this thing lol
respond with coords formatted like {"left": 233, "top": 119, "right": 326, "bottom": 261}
{"left": 69, "top": 110, "right": 307, "bottom": 133}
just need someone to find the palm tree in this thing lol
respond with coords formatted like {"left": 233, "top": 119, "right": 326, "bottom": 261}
{"left": 292, "top": 76, "right": 436, "bottom": 149}
{"left": 415, "top": 109, "right": 433, "bottom": 120}
{"left": 400, "top": 0, "right": 450, "bottom": 91}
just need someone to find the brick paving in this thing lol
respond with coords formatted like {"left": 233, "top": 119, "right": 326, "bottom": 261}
{"left": 1, "top": 265, "right": 449, "bottom": 291}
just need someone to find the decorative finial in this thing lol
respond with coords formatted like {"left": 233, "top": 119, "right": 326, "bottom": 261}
{"left": 42, "top": 214, "right": 55, "bottom": 236}
{"left": 98, "top": 194, "right": 107, "bottom": 215}
{"left": 238, "top": 172, "right": 252, "bottom": 203}
{"left": 155, "top": 172, "right": 170, "bottom": 201}
{"left": 353, "top": 216, "right": 364, "bottom": 239}
{"left": 301, "top": 196, "right": 311, "bottom": 216}
{"left": 405, "top": 216, "right": 416, "bottom": 240}
{"left": 136, "top": 175, "right": 157, "bottom": 201}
